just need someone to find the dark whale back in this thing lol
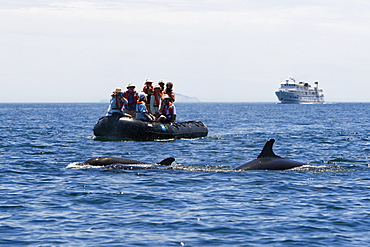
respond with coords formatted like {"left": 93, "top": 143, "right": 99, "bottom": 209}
{"left": 234, "top": 139, "right": 306, "bottom": 171}
{"left": 83, "top": 157, "right": 175, "bottom": 167}
{"left": 83, "top": 157, "right": 147, "bottom": 166}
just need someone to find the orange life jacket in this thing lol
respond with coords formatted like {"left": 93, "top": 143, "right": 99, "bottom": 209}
{"left": 162, "top": 102, "right": 174, "bottom": 117}
{"left": 111, "top": 93, "right": 124, "bottom": 109}
{"left": 164, "top": 89, "right": 175, "bottom": 101}
{"left": 152, "top": 92, "right": 163, "bottom": 107}
{"left": 142, "top": 85, "right": 154, "bottom": 94}
{"left": 124, "top": 91, "right": 138, "bottom": 104}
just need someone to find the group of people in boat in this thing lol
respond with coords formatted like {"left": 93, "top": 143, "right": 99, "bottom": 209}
{"left": 106, "top": 79, "right": 176, "bottom": 123}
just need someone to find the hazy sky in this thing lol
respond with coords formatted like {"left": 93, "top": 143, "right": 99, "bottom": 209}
{"left": 1, "top": 0, "right": 369, "bottom": 102}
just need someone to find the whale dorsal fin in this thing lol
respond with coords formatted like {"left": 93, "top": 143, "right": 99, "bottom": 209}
{"left": 257, "top": 139, "right": 282, "bottom": 158}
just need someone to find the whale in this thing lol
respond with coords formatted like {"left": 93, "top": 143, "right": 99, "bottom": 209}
{"left": 234, "top": 139, "right": 307, "bottom": 171}
{"left": 81, "top": 157, "right": 175, "bottom": 170}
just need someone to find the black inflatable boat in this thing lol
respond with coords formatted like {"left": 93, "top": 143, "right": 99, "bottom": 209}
{"left": 93, "top": 116, "right": 208, "bottom": 141}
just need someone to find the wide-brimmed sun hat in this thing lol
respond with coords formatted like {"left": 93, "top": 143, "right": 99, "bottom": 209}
{"left": 127, "top": 83, "right": 136, "bottom": 88}
{"left": 113, "top": 87, "right": 122, "bottom": 93}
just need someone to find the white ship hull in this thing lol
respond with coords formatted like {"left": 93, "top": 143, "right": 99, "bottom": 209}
{"left": 275, "top": 77, "right": 325, "bottom": 104}
{"left": 275, "top": 91, "right": 324, "bottom": 104}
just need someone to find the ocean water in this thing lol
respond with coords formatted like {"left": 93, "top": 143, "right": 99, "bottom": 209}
{"left": 1, "top": 102, "right": 369, "bottom": 246}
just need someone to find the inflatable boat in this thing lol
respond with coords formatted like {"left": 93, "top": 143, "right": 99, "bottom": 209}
{"left": 93, "top": 116, "right": 208, "bottom": 141}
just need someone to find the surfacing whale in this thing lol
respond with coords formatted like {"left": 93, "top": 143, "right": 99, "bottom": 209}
{"left": 234, "top": 139, "right": 307, "bottom": 171}
{"left": 81, "top": 157, "right": 175, "bottom": 170}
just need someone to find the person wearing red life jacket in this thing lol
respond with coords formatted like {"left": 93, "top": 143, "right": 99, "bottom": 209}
{"left": 136, "top": 93, "right": 155, "bottom": 121}
{"left": 106, "top": 88, "right": 130, "bottom": 117}
{"left": 157, "top": 95, "right": 176, "bottom": 123}
{"left": 124, "top": 83, "right": 138, "bottom": 117}
{"left": 142, "top": 79, "right": 154, "bottom": 110}
{"left": 164, "top": 81, "right": 175, "bottom": 102}
{"left": 150, "top": 84, "right": 163, "bottom": 117}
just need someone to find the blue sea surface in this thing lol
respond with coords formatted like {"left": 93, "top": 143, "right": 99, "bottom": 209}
{"left": 1, "top": 102, "right": 369, "bottom": 246}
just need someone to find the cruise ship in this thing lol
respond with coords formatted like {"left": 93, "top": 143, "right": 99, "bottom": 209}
{"left": 275, "top": 76, "right": 325, "bottom": 104}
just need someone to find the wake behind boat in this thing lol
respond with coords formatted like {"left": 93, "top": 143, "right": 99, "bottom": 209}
{"left": 93, "top": 116, "right": 208, "bottom": 141}
{"left": 275, "top": 76, "right": 325, "bottom": 104}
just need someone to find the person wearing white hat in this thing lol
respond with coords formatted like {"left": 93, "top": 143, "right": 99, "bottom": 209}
{"left": 142, "top": 79, "right": 154, "bottom": 111}
{"left": 106, "top": 87, "right": 129, "bottom": 117}
{"left": 124, "top": 83, "right": 138, "bottom": 117}
{"left": 142, "top": 80, "right": 154, "bottom": 95}
{"left": 157, "top": 94, "right": 176, "bottom": 123}
{"left": 136, "top": 92, "right": 154, "bottom": 121}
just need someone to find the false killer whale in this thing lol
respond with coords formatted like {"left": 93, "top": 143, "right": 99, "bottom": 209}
{"left": 234, "top": 139, "right": 307, "bottom": 171}
{"left": 81, "top": 157, "right": 175, "bottom": 170}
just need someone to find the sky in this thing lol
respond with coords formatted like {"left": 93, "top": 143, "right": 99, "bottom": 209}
{"left": 1, "top": 0, "right": 370, "bottom": 102}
